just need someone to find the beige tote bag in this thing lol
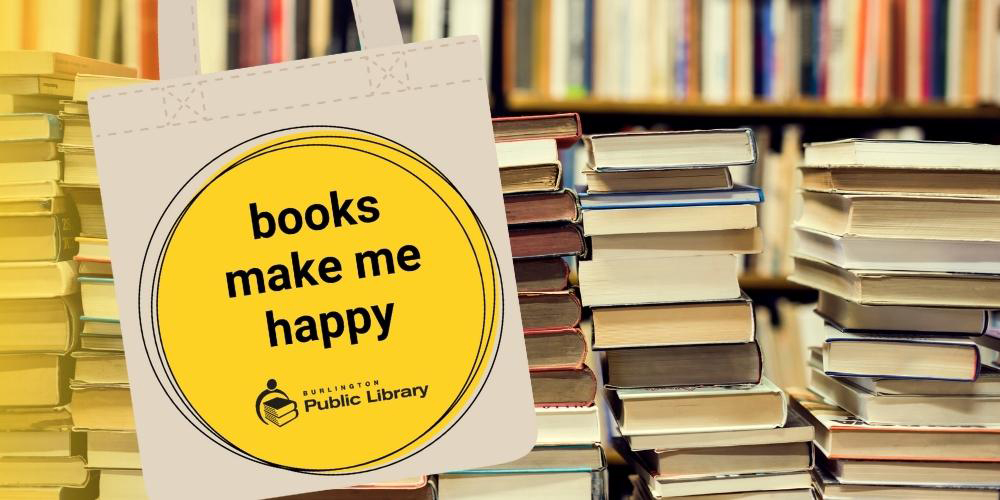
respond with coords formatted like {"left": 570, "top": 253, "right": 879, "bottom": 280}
{"left": 88, "top": 1, "right": 535, "bottom": 497}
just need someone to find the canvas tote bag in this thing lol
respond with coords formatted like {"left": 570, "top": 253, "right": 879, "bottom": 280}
{"left": 87, "top": 1, "right": 536, "bottom": 497}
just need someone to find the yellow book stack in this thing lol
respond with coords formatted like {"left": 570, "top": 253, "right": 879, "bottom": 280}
{"left": 0, "top": 50, "right": 137, "bottom": 500}
{"left": 59, "top": 70, "right": 148, "bottom": 500}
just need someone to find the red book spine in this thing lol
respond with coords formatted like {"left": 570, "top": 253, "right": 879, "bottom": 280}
{"left": 921, "top": 0, "right": 932, "bottom": 100}
{"left": 269, "top": 0, "right": 283, "bottom": 63}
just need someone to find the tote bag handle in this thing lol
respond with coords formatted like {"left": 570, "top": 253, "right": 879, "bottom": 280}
{"left": 158, "top": 0, "right": 404, "bottom": 79}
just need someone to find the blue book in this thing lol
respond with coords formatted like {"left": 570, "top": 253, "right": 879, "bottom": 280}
{"left": 580, "top": 185, "right": 763, "bottom": 210}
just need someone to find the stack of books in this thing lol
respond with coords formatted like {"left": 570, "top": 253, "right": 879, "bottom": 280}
{"left": 439, "top": 113, "right": 606, "bottom": 499}
{"left": 0, "top": 51, "right": 132, "bottom": 500}
{"left": 578, "top": 128, "right": 813, "bottom": 499}
{"left": 58, "top": 71, "right": 146, "bottom": 500}
{"left": 791, "top": 138, "right": 1000, "bottom": 498}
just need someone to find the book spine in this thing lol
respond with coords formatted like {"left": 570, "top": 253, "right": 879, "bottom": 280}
{"left": 295, "top": 0, "right": 310, "bottom": 60}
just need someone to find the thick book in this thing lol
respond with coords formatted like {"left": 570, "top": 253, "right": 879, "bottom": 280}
{"left": 62, "top": 185, "right": 106, "bottom": 238}
{"left": 0, "top": 407, "right": 73, "bottom": 432}
{"left": 585, "top": 128, "right": 757, "bottom": 172}
{"left": 68, "top": 386, "right": 135, "bottom": 431}
{"left": 504, "top": 189, "right": 579, "bottom": 225}
{"left": 591, "top": 228, "right": 763, "bottom": 260}
{"left": 499, "top": 163, "right": 562, "bottom": 194}
{"left": 0, "top": 113, "right": 62, "bottom": 142}
{"left": 822, "top": 453, "right": 1000, "bottom": 487}
{"left": 71, "top": 352, "right": 128, "bottom": 386}
{"left": 86, "top": 430, "right": 140, "bottom": 470}
{"left": 0, "top": 261, "right": 78, "bottom": 299}
{"left": 524, "top": 327, "right": 587, "bottom": 371}
{"left": 584, "top": 166, "right": 733, "bottom": 194}
{"left": 795, "top": 226, "right": 1000, "bottom": 274}
{"left": 0, "top": 354, "right": 66, "bottom": 407}
{"left": 579, "top": 254, "right": 741, "bottom": 307}
{"left": 637, "top": 467, "right": 811, "bottom": 499}
{"left": 439, "top": 471, "right": 602, "bottom": 500}
{"left": 592, "top": 296, "right": 755, "bottom": 349}
{"left": 0, "top": 75, "right": 74, "bottom": 97}
{"left": 791, "top": 256, "right": 1000, "bottom": 308}
{"left": 70, "top": 73, "right": 148, "bottom": 102}
{"left": 513, "top": 257, "right": 570, "bottom": 292}
{"left": 800, "top": 165, "right": 1000, "bottom": 198}
{"left": 579, "top": 185, "right": 763, "bottom": 210}
{"left": 0, "top": 456, "right": 90, "bottom": 488}
{"left": 583, "top": 204, "right": 758, "bottom": 236}
{"left": 0, "top": 160, "right": 62, "bottom": 184}
{"left": 626, "top": 410, "right": 814, "bottom": 452}
{"left": 0, "top": 51, "right": 137, "bottom": 78}
{"left": 492, "top": 113, "right": 582, "bottom": 148}
{"left": 509, "top": 224, "right": 586, "bottom": 259}
{"left": 816, "top": 292, "right": 990, "bottom": 335}
{"left": 797, "top": 190, "right": 1000, "bottom": 241}
{"left": 639, "top": 441, "right": 812, "bottom": 481}
{"left": 0, "top": 140, "right": 58, "bottom": 163}
{"left": 823, "top": 327, "right": 982, "bottom": 381}
{"left": 0, "top": 429, "right": 81, "bottom": 458}
{"left": 0, "top": 215, "right": 77, "bottom": 262}
{"left": 611, "top": 378, "right": 787, "bottom": 435}
{"left": 816, "top": 467, "right": 1000, "bottom": 499}
{"left": 518, "top": 291, "right": 582, "bottom": 331}
{"left": 535, "top": 405, "right": 601, "bottom": 446}
{"left": 842, "top": 365, "right": 1000, "bottom": 397}
{"left": 803, "top": 138, "right": 1000, "bottom": 170}
{"left": 0, "top": 94, "right": 61, "bottom": 114}
{"left": 0, "top": 296, "right": 80, "bottom": 354}
{"left": 604, "top": 342, "right": 762, "bottom": 389}
{"left": 809, "top": 366, "right": 1000, "bottom": 426}
{"left": 496, "top": 138, "right": 559, "bottom": 168}
{"left": 468, "top": 444, "right": 605, "bottom": 473}
{"left": 78, "top": 276, "right": 117, "bottom": 321}
{"left": 530, "top": 366, "right": 598, "bottom": 407}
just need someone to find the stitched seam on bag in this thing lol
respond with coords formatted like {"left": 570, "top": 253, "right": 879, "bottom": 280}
{"left": 90, "top": 39, "right": 480, "bottom": 138}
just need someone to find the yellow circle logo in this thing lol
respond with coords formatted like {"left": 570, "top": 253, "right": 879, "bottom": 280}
{"left": 143, "top": 128, "right": 503, "bottom": 474}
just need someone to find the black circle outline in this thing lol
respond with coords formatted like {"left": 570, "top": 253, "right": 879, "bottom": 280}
{"left": 137, "top": 126, "right": 505, "bottom": 474}
{"left": 152, "top": 139, "right": 496, "bottom": 469}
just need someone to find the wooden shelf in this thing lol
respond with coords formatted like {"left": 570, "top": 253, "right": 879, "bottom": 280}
{"left": 738, "top": 275, "right": 809, "bottom": 291}
{"left": 505, "top": 92, "right": 1000, "bottom": 119}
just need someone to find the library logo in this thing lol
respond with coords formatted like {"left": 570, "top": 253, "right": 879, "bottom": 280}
{"left": 255, "top": 379, "right": 299, "bottom": 427}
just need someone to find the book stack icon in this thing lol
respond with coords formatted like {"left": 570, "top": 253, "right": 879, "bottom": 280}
{"left": 262, "top": 397, "right": 298, "bottom": 427}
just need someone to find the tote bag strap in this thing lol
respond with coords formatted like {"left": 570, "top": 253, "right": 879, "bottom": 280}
{"left": 158, "top": 0, "right": 404, "bottom": 79}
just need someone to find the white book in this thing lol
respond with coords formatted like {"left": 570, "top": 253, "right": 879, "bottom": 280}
{"left": 794, "top": 227, "right": 1000, "bottom": 274}
{"left": 282, "top": 0, "right": 297, "bottom": 62}
{"left": 578, "top": 254, "right": 741, "bottom": 307}
{"left": 732, "top": 0, "right": 755, "bottom": 103}
{"left": 495, "top": 139, "right": 559, "bottom": 168}
{"left": 534, "top": 406, "right": 601, "bottom": 446}
{"left": 803, "top": 139, "right": 1000, "bottom": 170}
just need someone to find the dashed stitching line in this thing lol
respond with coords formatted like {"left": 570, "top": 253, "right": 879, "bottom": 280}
{"left": 90, "top": 38, "right": 483, "bottom": 137}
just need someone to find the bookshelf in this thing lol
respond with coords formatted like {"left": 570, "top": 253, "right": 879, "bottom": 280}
{"left": 506, "top": 93, "right": 1000, "bottom": 120}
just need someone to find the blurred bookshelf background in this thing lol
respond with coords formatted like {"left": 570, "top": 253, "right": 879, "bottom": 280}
{"left": 3, "top": 0, "right": 999, "bottom": 359}
{"left": 4, "top": 1, "right": 1000, "bottom": 498}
